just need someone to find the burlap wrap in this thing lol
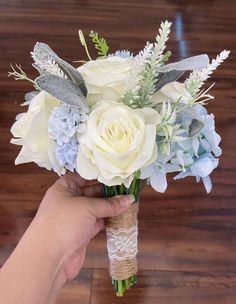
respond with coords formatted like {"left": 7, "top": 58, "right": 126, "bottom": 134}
{"left": 106, "top": 203, "right": 139, "bottom": 280}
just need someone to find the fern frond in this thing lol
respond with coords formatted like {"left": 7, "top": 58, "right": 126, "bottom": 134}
{"left": 185, "top": 50, "right": 230, "bottom": 96}
{"left": 89, "top": 30, "right": 109, "bottom": 58}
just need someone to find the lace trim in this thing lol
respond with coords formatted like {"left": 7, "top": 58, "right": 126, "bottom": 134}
{"left": 106, "top": 225, "right": 138, "bottom": 261}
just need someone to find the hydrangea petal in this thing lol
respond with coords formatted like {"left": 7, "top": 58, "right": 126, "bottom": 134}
{"left": 150, "top": 170, "right": 167, "bottom": 193}
{"left": 202, "top": 176, "right": 212, "bottom": 193}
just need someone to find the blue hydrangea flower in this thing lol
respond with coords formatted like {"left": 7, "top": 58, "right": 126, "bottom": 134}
{"left": 48, "top": 104, "right": 87, "bottom": 146}
{"left": 141, "top": 160, "right": 181, "bottom": 193}
{"left": 108, "top": 50, "right": 133, "bottom": 58}
{"left": 141, "top": 104, "right": 221, "bottom": 194}
{"left": 48, "top": 104, "right": 88, "bottom": 172}
{"left": 55, "top": 136, "right": 78, "bottom": 172}
{"left": 174, "top": 152, "right": 219, "bottom": 193}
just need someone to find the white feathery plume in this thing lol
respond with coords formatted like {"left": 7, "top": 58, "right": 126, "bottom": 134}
{"left": 185, "top": 50, "right": 230, "bottom": 96}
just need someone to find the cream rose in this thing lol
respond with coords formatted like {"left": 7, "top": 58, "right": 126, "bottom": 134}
{"left": 11, "top": 91, "right": 64, "bottom": 174}
{"left": 151, "top": 81, "right": 192, "bottom": 104}
{"left": 76, "top": 101, "right": 160, "bottom": 187}
{"left": 78, "top": 57, "right": 133, "bottom": 106}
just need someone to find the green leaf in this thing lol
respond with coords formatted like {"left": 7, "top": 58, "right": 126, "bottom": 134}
{"left": 162, "top": 50, "right": 172, "bottom": 62}
{"left": 89, "top": 30, "right": 109, "bottom": 58}
{"left": 134, "top": 169, "right": 141, "bottom": 179}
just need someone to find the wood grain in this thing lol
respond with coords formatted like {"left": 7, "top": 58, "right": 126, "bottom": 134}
{"left": 91, "top": 269, "right": 236, "bottom": 304}
{"left": 0, "top": 0, "right": 236, "bottom": 303}
{"left": 56, "top": 269, "right": 92, "bottom": 304}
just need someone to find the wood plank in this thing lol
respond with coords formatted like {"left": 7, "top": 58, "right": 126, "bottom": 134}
{"left": 91, "top": 269, "right": 236, "bottom": 304}
{"left": 0, "top": 0, "right": 236, "bottom": 303}
{"left": 56, "top": 269, "right": 92, "bottom": 304}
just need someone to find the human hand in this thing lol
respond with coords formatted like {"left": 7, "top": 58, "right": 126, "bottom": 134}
{"left": 34, "top": 172, "right": 135, "bottom": 282}
{"left": 0, "top": 173, "right": 135, "bottom": 304}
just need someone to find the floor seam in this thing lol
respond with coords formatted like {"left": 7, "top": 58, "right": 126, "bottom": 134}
{"left": 89, "top": 268, "right": 94, "bottom": 304}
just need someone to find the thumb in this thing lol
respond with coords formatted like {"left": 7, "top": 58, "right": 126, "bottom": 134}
{"left": 87, "top": 194, "right": 135, "bottom": 219}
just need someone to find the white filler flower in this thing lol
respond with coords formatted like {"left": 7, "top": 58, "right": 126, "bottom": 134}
{"left": 76, "top": 101, "right": 161, "bottom": 187}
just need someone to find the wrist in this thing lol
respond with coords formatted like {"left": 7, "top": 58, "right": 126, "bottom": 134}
{"left": 30, "top": 214, "right": 67, "bottom": 284}
{"left": 0, "top": 215, "right": 67, "bottom": 304}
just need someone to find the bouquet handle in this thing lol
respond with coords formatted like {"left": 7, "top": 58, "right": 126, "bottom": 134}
{"left": 106, "top": 203, "right": 139, "bottom": 284}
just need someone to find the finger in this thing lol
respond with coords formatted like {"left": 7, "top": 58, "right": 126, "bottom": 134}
{"left": 82, "top": 183, "right": 103, "bottom": 197}
{"left": 67, "top": 173, "right": 98, "bottom": 187}
{"left": 85, "top": 195, "right": 135, "bottom": 219}
{"left": 56, "top": 173, "right": 99, "bottom": 195}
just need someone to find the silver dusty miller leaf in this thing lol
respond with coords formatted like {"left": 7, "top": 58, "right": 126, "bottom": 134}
{"left": 35, "top": 75, "right": 89, "bottom": 112}
{"left": 31, "top": 42, "right": 87, "bottom": 96}
{"left": 155, "top": 70, "right": 184, "bottom": 91}
{"left": 24, "top": 91, "right": 39, "bottom": 102}
{"left": 188, "top": 119, "right": 204, "bottom": 137}
{"left": 157, "top": 54, "right": 209, "bottom": 73}
{"left": 179, "top": 106, "right": 204, "bottom": 121}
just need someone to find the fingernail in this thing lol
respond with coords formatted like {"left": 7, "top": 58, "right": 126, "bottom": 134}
{"left": 120, "top": 194, "right": 135, "bottom": 207}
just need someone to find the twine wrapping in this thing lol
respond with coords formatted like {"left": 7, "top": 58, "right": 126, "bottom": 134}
{"left": 106, "top": 203, "right": 139, "bottom": 280}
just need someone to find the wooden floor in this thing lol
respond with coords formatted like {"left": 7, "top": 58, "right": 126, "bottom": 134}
{"left": 0, "top": 0, "right": 236, "bottom": 303}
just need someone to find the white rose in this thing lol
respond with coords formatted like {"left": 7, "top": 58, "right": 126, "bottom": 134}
{"left": 151, "top": 81, "right": 192, "bottom": 104}
{"left": 11, "top": 91, "right": 65, "bottom": 174}
{"left": 76, "top": 101, "right": 160, "bottom": 187}
{"left": 78, "top": 57, "right": 133, "bottom": 106}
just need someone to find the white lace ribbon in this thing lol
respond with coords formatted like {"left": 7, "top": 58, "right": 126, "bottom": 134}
{"left": 106, "top": 225, "right": 138, "bottom": 261}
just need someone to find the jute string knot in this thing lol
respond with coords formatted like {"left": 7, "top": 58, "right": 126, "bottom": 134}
{"left": 106, "top": 203, "right": 139, "bottom": 280}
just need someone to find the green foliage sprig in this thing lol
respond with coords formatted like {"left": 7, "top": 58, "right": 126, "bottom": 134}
{"left": 8, "top": 63, "right": 39, "bottom": 89}
{"left": 89, "top": 30, "right": 109, "bottom": 58}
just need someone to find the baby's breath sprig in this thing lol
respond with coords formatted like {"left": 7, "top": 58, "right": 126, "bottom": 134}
{"left": 8, "top": 63, "right": 39, "bottom": 89}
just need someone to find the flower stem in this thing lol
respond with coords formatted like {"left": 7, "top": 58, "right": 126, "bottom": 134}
{"left": 102, "top": 174, "right": 142, "bottom": 296}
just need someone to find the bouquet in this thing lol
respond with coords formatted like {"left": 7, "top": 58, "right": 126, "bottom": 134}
{"left": 10, "top": 21, "right": 229, "bottom": 296}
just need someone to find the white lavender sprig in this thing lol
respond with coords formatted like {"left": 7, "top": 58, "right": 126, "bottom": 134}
{"left": 121, "top": 21, "right": 172, "bottom": 108}
{"left": 121, "top": 42, "right": 153, "bottom": 107}
{"left": 138, "top": 21, "right": 172, "bottom": 106}
{"left": 185, "top": 50, "right": 230, "bottom": 96}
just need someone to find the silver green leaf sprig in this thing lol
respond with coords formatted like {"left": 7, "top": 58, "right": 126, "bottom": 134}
{"left": 31, "top": 42, "right": 89, "bottom": 111}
